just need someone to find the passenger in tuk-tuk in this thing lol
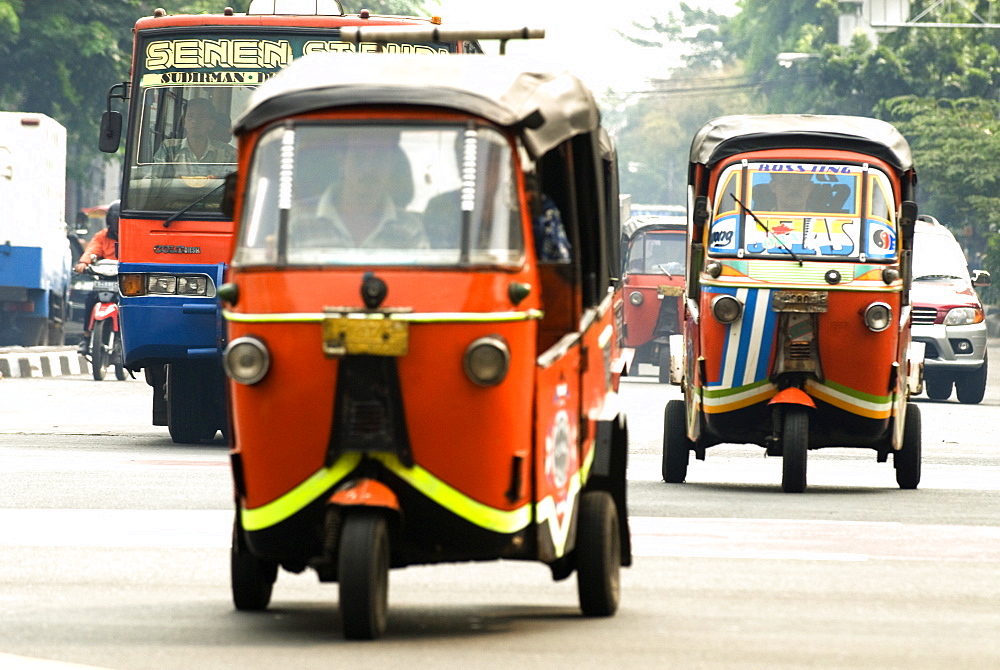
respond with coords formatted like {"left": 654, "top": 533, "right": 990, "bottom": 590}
{"left": 526, "top": 174, "right": 571, "bottom": 262}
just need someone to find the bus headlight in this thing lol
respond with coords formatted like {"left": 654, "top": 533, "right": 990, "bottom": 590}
{"left": 463, "top": 336, "right": 510, "bottom": 387}
{"left": 864, "top": 302, "right": 892, "bottom": 332}
{"left": 223, "top": 336, "right": 270, "bottom": 385}
{"left": 711, "top": 295, "right": 743, "bottom": 323}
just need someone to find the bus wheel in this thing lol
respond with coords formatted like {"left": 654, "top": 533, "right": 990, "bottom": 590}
{"left": 338, "top": 510, "right": 390, "bottom": 640}
{"left": 167, "top": 362, "right": 217, "bottom": 443}
{"left": 894, "top": 403, "right": 921, "bottom": 490}
{"left": 576, "top": 490, "right": 621, "bottom": 617}
{"left": 781, "top": 407, "right": 808, "bottom": 493}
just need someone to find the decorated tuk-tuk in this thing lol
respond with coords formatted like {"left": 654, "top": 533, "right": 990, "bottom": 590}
{"left": 622, "top": 215, "right": 686, "bottom": 382}
{"left": 219, "top": 46, "right": 631, "bottom": 638}
{"left": 665, "top": 114, "right": 923, "bottom": 493}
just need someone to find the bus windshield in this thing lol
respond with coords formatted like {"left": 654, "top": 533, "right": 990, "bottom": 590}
{"left": 707, "top": 162, "right": 898, "bottom": 262}
{"left": 234, "top": 122, "right": 523, "bottom": 267}
{"left": 123, "top": 30, "right": 454, "bottom": 215}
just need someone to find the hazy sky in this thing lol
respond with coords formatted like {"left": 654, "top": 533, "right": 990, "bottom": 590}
{"left": 440, "top": 0, "right": 741, "bottom": 92}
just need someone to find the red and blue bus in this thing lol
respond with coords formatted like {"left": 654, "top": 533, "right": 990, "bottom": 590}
{"left": 99, "top": 0, "right": 477, "bottom": 442}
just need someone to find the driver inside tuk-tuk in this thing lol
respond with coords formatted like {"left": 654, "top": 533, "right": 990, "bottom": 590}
{"left": 295, "top": 130, "right": 429, "bottom": 250}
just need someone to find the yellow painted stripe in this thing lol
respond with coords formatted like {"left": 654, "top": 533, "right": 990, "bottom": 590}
{"left": 241, "top": 453, "right": 363, "bottom": 531}
{"left": 224, "top": 309, "right": 543, "bottom": 324}
{"left": 374, "top": 454, "right": 532, "bottom": 533}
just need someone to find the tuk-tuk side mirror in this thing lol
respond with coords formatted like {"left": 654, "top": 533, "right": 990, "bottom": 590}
{"left": 220, "top": 171, "right": 238, "bottom": 220}
{"left": 99, "top": 111, "right": 122, "bottom": 154}
{"left": 693, "top": 195, "right": 710, "bottom": 227}
{"left": 899, "top": 200, "right": 918, "bottom": 250}
{"left": 973, "top": 269, "right": 992, "bottom": 288}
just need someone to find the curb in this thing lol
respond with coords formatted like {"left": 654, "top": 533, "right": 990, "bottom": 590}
{"left": 0, "top": 347, "right": 91, "bottom": 379}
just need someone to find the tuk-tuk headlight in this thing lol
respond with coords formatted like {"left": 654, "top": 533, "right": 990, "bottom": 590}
{"left": 629, "top": 291, "right": 644, "bottom": 306}
{"left": 864, "top": 302, "right": 893, "bottom": 332}
{"left": 711, "top": 295, "right": 743, "bottom": 323}
{"left": 464, "top": 336, "right": 510, "bottom": 387}
{"left": 223, "top": 336, "right": 270, "bottom": 385}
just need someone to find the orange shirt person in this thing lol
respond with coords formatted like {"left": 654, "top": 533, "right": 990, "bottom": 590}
{"left": 75, "top": 200, "right": 119, "bottom": 272}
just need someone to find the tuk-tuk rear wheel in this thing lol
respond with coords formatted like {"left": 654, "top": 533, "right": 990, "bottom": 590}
{"left": 662, "top": 400, "right": 690, "bottom": 483}
{"left": 231, "top": 545, "right": 278, "bottom": 611}
{"left": 576, "top": 490, "right": 621, "bottom": 617}
{"left": 894, "top": 403, "right": 921, "bottom": 489}
{"left": 781, "top": 408, "right": 808, "bottom": 493}
{"left": 338, "top": 510, "right": 390, "bottom": 640}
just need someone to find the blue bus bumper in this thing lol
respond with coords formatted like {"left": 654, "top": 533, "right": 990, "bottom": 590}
{"left": 119, "top": 262, "right": 225, "bottom": 368}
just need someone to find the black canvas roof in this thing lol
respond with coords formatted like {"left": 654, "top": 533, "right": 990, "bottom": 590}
{"left": 689, "top": 114, "right": 914, "bottom": 172}
{"left": 232, "top": 52, "right": 602, "bottom": 158}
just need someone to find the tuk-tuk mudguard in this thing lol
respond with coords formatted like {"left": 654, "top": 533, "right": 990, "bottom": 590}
{"left": 329, "top": 478, "right": 400, "bottom": 512}
{"left": 768, "top": 387, "right": 816, "bottom": 409}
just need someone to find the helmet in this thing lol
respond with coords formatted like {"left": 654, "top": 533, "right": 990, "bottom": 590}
{"left": 106, "top": 200, "right": 120, "bottom": 240}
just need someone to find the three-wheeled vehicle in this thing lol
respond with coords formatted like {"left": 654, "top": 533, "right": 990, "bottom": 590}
{"left": 622, "top": 215, "right": 686, "bottom": 382}
{"left": 665, "top": 114, "right": 923, "bottom": 493}
{"left": 219, "top": 45, "right": 631, "bottom": 639}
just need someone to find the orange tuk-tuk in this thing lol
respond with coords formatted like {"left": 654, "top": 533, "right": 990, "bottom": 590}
{"left": 219, "top": 48, "right": 631, "bottom": 638}
{"left": 666, "top": 115, "right": 923, "bottom": 492}
{"left": 622, "top": 215, "right": 686, "bottom": 382}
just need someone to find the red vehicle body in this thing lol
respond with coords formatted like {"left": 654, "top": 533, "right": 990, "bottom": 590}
{"left": 99, "top": 0, "right": 478, "bottom": 443}
{"left": 622, "top": 216, "right": 686, "bottom": 381}
{"left": 220, "top": 46, "right": 631, "bottom": 639}
{"left": 665, "top": 115, "right": 924, "bottom": 493}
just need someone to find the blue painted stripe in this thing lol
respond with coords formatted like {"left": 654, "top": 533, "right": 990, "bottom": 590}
{"left": 754, "top": 289, "right": 778, "bottom": 381}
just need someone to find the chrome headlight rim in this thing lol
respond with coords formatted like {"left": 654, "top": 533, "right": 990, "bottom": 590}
{"left": 463, "top": 335, "right": 511, "bottom": 387}
{"left": 711, "top": 294, "right": 743, "bottom": 324}
{"left": 223, "top": 336, "right": 270, "bottom": 385}
{"left": 864, "top": 302, "right": 893, "bottom": 332}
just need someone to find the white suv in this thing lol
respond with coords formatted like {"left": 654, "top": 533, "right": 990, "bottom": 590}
{"left": 910, "top": 215, "right": 990, "bottom": 403}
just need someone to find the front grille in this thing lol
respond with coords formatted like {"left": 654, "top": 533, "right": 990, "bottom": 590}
{"left": 911, "top": 307, "right": 938, "bottom": 326}
{"left": 788, "top": 341, "right": 812, "bottom": 359}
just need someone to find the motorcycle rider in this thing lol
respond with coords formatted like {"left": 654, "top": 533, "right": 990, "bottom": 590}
{"left": 74, "top": 200, "right": 119, "bottom": 355}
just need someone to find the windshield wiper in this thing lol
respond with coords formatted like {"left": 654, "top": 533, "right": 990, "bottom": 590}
{"left": 731, "top": 193, "right": 802, "bottom": 266}
{"left": 162, "top": 181, "right": 227, "bottom": 228}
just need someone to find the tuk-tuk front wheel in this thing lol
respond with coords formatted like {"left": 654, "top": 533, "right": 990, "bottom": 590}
{"left": 338, "top": 510, "right": 390, "bottom": 640}
{"left": 781, "top": 407, "right": 808, "bottom": 493}
{"left": 576, "top": 490, "right": 621, "bottom": 617}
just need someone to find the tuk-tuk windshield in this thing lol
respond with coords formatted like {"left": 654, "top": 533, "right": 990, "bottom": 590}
{"left": 626, "top": 228, "right": 686, "bottom": 276}
{"left": 234, "top": 121, "right": 524, "bottom": 267}
{"left": 707, "top": 162, "right": 898, "bottom": 262}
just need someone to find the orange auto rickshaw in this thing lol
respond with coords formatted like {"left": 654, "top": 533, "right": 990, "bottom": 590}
{"left": 219, "top": 46, "right": 631, "bottom": 639}
{"left": 622, "top": 215, "right": 686, "bottom": 382}
{"left": 665, "top": 114, "right": 924, "bottom": 492}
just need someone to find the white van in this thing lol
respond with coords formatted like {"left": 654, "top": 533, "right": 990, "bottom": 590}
{"left": 910, "top": 215, "right": 990, "bottom": 403}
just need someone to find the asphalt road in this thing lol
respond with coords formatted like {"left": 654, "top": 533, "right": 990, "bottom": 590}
{"left": 0, "top": 346, "right": 997, "bottom": 669}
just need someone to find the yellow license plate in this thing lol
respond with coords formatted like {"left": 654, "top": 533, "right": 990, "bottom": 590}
{"left": 322, "top": 316, "right": 409, "bottom": 357}
{"left": 658, "top": 285, "right": 684, "bottom": 297}
{"left": 771, "top": 290, "right": 829, "bottom": 313}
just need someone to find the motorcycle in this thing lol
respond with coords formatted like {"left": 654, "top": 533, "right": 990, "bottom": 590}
{"left": 83, "top": 259, "right": 125, "bottom": 381}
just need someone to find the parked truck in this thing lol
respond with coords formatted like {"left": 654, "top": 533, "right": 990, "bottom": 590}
{"left": 0, "top": 112, "right": 72, "bottom": 346}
